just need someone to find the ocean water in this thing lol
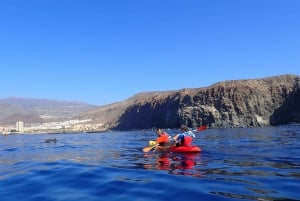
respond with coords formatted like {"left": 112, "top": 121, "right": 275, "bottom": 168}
{"left": 0, "top": 126, "right": 299, "bottom": 201}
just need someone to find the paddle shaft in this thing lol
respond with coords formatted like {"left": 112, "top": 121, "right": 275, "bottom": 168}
{"left": 143, "top": 125, "right": 207, "bottom": 152}
{"left": 143, "top": 145, "right": 157, "bottom": 152}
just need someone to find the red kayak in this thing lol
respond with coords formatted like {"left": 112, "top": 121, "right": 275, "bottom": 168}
{"left": 156, "top": 145, "right": 202, "bottom": 153}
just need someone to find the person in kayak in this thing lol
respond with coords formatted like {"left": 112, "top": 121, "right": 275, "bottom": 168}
{"left": 173, "top": 125, "right": 195, "bottom": 146}
{"left": 156, "top": 128, "right": 170, "bottom": 146}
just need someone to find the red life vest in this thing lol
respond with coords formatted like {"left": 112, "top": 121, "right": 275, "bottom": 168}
{"left": 182, "top": 135, "right": 192, "bottom": 146}
{"left": 156, "top": 132, "right": 169, "bottom": 144}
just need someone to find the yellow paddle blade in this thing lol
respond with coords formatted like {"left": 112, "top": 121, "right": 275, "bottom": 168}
{"left": 143, "top": 145, "right": 156, "bottom": 152}
{"left": 149, "top": 140, "right": 157, "bottom": 146}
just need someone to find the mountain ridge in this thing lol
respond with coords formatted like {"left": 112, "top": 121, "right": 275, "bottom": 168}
{"left": 0, "top": 97, "right": 97, "bottom": 125}
{"left": 1, "top": 74, "right": 299, "bottom": 130}
{"left": 78, "top": 74, "right": 300, "bottom": 130}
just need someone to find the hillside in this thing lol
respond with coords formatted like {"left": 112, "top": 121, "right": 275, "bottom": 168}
{"left": 2, "top": 74, "right": 299, "bottom": 130}
{"left": 76, "top": 91, "right": 176, "bottom": 126}
{"left": 78, "top": 74, "right": 300, "bottom": 130}
{"left": 0, "top": 97, "right": 97, "bottom": 125}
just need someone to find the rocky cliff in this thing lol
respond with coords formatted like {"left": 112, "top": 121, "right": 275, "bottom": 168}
{"left": 109, "top": 74, "right": 300, "bottom": 130}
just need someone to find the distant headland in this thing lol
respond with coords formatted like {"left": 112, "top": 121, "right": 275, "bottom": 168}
{"left": 1, "top": 74, "right": 299, "bottom": 133}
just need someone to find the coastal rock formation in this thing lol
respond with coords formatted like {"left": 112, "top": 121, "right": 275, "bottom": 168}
{"left": 110, "top": 74, "right": 300, "bottom": 130}
{"left": 3, "top": 74, "right": 298, "bottom": 131}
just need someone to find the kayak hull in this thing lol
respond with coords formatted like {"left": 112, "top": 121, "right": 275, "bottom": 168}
{"left": 156, "top": 145, "right": 202, "bottom": 153}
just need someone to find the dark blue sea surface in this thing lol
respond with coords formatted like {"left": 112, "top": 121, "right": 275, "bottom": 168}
{"left": 0, "top": 126, "right": 299, "bottom": 201}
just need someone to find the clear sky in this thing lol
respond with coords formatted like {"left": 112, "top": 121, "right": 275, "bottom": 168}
{"left": 0, "top": 0, "right": 299, "bottom": 106}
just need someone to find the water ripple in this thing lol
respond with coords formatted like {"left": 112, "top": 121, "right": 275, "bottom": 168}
{"left": 0, "top": 127, "right": 299, "bottom": 200}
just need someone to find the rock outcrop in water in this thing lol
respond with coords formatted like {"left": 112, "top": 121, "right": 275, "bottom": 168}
{"left": 79, "top": 74, "right": 300, "bottom": 130}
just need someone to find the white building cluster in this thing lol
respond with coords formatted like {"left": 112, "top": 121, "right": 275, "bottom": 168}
{"left": 1, "top": 119, "right": 107, "bottom": 134}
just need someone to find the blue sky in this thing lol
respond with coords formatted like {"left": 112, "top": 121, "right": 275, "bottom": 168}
{"left": 0, "top": 0, "right": 299, "bottom": 106}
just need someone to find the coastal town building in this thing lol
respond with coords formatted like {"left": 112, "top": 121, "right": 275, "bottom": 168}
{"left": 1, "top": 119, "right": 106, "bottom": 134}
{"left": 16, "top": 121, "right": 24, "bottom": 132}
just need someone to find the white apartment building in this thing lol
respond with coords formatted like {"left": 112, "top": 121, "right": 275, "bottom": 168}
{"left": 16, "top": 121, "right": 24, "bottom": 132}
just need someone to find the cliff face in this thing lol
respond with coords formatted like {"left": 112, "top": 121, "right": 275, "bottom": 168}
{"left": 112, "top": 75, "right": 300, "bottom": 130}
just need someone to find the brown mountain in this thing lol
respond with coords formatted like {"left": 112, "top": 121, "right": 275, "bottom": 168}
{"left": 76, "top": 91, "right": 176, "bottom": 127}
{"left": 0, "top": 113, "right": 45, "bottom": 125}
{"left": 0, "top": 98, "right": 97, "bottom": 125}
{"left": 78, "top": 74, "right": 300, "bottom": 130}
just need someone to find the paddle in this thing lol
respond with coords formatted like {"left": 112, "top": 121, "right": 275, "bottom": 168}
{"left": 171, "top": 125, "right": 207, "bottom": 137}
{"left": 195, "top": 125, "right": 207, "bottom": 131}
{"left": 170, "top": 125, "right": 207, "bottom": 143}
{"left": 143, "top": 145, "right": 157, "bottom": 152}
{"left": 142, "top": 125, "right": 207, "bottom": 152}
